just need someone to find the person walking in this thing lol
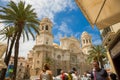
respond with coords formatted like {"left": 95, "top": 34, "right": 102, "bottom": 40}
{"left": 40, "top": 63, "right": 53, "bottom": 80}
{"left": 90, "top": 61, "right": 109, "bottom": 80}
{"left": 60, "top": 70, "right": 66, "bottom": 80}
{"left": 68, "top": 71, "right": 73, "bottom": 80}
{"left": 81, "top": 71, "right": 91, "bottom": 80}
{"left": 23, "top": 65, "right": 30, "bottom": 80}
{"left": 16, "top": 69, "right": 23, "bottom": 80}
{"left": 72, "top": 71, "right": 79, "bottom": 80}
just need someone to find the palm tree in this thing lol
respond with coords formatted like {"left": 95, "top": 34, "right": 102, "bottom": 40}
{"left": 87, "top": 45, "right": 107, "bottom": 68}
{"left": 0, "top": 26, "right": 15, "bottom": 57}
{"left": 0, "top": 1, "right": 39, "bottom": 80}
{"left": 0, "top": 26, "right": 16, "bottom": 80}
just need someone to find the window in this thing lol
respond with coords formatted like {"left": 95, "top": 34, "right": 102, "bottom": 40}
{"left": 104, "top": 27, "right": 111, "bottom": 33}
{"left": 86, "top": 40, "right": 88, "bottom": 43}
{"left": 83, "top": 39, "right": 85, "bottom": 44}
{"left": 37, "top": 61, "right": 39, "bottom": 64}
{"left": 20, "top": 63, "right": 22, "bottom": 66}
{"left": 46, "top": 41, "right": 48, "bottom": 44}
{"left": 46, "top": 39, "right": 49, "bottom": 44}
{"left": 46, "top": 25, "right": 48, "bottom": 30}
{"left": 42, "top": 26, "right": 44, "bottom": 30}
{"left": 102, "top": 27, "right": 111, "bottom": 37}
{"left": 57, "top": 55, "right": 61, "bottom": 59}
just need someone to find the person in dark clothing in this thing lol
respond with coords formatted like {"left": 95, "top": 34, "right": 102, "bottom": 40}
{"left": 110, "top": 73, "right": 117, "bottom": 80}
{"left": 91, "top": 61, "right": 109, "bottom": 80}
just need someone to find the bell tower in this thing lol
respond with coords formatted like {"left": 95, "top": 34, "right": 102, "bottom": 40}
{"left": 81, "top": 31, "right": 92, "bottom": 55}
{"left": 36, "top": 18, "right": 53, "bottom": 45}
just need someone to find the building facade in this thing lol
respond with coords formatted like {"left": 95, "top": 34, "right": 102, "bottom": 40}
{"left": 9, "top": 56, "right": 27, "bottom": 71}
{"left": 100, "top": 22, "right": 120, "bottom": 79}
{"left": 27, "top": 18, "right": 93, "bottom": 76}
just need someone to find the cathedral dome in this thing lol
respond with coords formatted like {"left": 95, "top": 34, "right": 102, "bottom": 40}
{"left": 41, "top": 18, "right": 52, "bottom": 24}
{"left": 69, "top": 36, "right": 78, "bottom": 42}
{"left": 81, "top": 31, "right": 90, "bottom": 38}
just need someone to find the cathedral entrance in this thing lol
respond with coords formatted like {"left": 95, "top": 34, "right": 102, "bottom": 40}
{"left": 57, "top": 69, "right": 61, "bottom": 75}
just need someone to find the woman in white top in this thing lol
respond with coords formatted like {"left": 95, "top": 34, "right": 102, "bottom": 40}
{"left": 40, "top": 63, "right": 53, "bottom": 80}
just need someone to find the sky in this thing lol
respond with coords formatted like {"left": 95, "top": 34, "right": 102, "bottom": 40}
{"left": 0, "top": 0, "right": 102, "bottom": 58}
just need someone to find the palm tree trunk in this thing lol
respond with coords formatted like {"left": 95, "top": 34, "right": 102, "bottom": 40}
{"left": 0, "top": 32, "right": 17, "bottom": 80}
{"left": 13, "top": 29, "right": 22, "bottom": 80}
{"left": 5, "top": 38, "right": 10, "bottom": 58}
{"left": 0, "top": 39, "right": 10, "bottom": 80}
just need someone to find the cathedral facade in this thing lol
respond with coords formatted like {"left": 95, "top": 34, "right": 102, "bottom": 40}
{"left": 27, "top": 18, "right": 93, "bottom": 76}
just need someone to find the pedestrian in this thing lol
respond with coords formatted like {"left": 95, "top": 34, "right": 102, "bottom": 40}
{"left": 40, "top": 63, "right": 53, "bottom": 80}
{"left": 8, "top": 62, "right": 14, "bottom": 79}
{"left": 81, "top": 71, "right": 91, "bottom": 80}
{"left": 90, "top": 61, "right": 109, "bottom": 80}
{"left": 68, "top": 71, "right": 73, "bottom": 80}
{"left": 23, "top": 65, "right": 30, "bottom": 80}
{"left": 72, "top": 71, "right": 79, "bottom": 80}
{"left": 16, "top": 69, "right": 23, "bottom": 80}
{"left": 110, "top": 73, "right": 117, "bottom": 80}
{"left": 60, "top": 70, "right": 66, "bottom": 80}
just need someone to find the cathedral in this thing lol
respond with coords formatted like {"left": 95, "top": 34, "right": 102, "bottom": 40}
{"left": 27, "top": 18, "right": 93, "bottom": 76}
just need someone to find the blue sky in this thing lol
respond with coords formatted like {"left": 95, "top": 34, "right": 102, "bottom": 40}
{"left": 0, "top": 0, "right": 102, "bottom": 58}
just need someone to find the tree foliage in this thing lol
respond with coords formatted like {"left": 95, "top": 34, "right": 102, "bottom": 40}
{"left": 87, "top": 45, "right": 107, "bottom": 68}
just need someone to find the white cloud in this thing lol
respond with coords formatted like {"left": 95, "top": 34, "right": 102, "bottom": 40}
{"left": 53, "top": 22, "right": 73, "bottom": 43}
{"left": 1, "top": 33, "right": 36, "bottom": 58}
{"left": 59, "top": 22, "right": 72, "bottom": 34}
{"left": 90, "top": 33, "right": 102, "bottom": 45}
{"left": 75, "top": 32, "right": 81, "bottom": 38}
{"left": 92, "top": 39, "right": 102, "bottom": 45}
{"left": 0, "top": 25, "right": 4, "bottom": 30}
{"left": 54, "top": 32, "right": 63, "bottom": 43}
{"left": 19, "top": 38, "right": 35, "bottom": 58}
{"left": 2, "top": 0, "right": 76, "bottom": 23}
{"left": 0, "top": 0, "right": 76, "bottom": 58}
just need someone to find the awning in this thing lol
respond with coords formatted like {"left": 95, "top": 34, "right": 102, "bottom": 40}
{"left": 76, "top": 0, "right": 120, "bottom": 29}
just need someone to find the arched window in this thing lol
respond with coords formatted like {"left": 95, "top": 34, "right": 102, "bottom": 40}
{"left": 83, "top": 39, "right": 85, "bottom": 44}
{"left": 37, "top": 61, "right": 39, "bottom": 64}
{"left": 46, "top": 41, "right": 48, "bottom": 44}
{"left": 46, "top": 39, "right": 49, "bottom": 44}
{"left": 57, "top": 55, "right": 61, "bottom": 60}
{"left": 20, "top": 63, "right": 22, "bottom": 66}
{"left": 86, "top": 40, "right": 88, "bottom": 43}
{"left": 46, "top": 25, "right": 48, "bottom": 30}
{"left": 42, "top": 26, "right": 44, "bottom": 30}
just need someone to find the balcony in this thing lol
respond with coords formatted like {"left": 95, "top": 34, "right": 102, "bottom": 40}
{"left": 102, "top": 32, "right": 115, "bottom": 47}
